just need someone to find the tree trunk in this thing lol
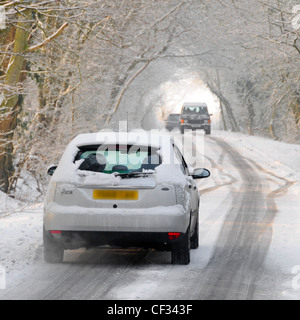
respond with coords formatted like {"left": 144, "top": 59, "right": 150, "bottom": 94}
{"left": 269, "top": 104, "right": 279, "bottom": 140}
{"left": 0, "top": 10, "right": 30, "bottom": 193}
{"left": 219, "top": 100, "right": 227, "bottom": 131}
{"left": 206, "top": 81, "right": 240, "bottom": 132}
{"left": 246, "top": 98, "right": 255, "bottom": 135}
{"left": 291, "top": 97, "right": 300, "bottom": 127}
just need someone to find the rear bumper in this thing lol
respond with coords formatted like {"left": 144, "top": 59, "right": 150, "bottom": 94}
{"left": 46, "top": 230, "right": 185, "bottom": 250}
{"left": 165, "top": 123, "right": 180, "bottom": 130}
{"left": 44, "top": 203, "right": 190, "bottom": 233}
{"left": 180, "top": 124, "right": 210, "bottom": 130}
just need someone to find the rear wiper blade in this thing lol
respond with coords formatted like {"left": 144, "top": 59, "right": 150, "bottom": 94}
{"left": 115, "top": 171, "right": 155, "bottom": 179}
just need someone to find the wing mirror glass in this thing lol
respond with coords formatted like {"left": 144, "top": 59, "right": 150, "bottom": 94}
{"left": 191, "top": 168, "right": 210, "bottom": 179}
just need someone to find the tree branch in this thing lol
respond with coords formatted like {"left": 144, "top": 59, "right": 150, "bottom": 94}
{"left": 27, "top": 22, "right": 68, "bottom": 52}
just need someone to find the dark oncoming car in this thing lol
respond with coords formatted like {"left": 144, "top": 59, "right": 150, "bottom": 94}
{"left": 165, "top": 113, "right": 180, "bottom": 131}
{"left": 180, "top": 102, "right": 212, "bottom": 134}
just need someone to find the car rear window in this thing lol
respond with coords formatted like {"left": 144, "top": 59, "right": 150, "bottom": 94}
{"left": 168, "top": 114, "right": 179, "bottom": 120}
{"left": 182, "top": 106, "right": 208, "bottom": 114}
{"left": 75, "top": 145, "right": 162, "bottom": 173}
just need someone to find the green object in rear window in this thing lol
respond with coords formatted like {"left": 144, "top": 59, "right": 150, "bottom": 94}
{"left": 77, "top": 145, "right": 161, "bottom": 174}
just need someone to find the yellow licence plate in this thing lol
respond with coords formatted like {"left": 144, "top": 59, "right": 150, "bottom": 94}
{"left": 93, "top": 189, "right": 139, "bottom": 200}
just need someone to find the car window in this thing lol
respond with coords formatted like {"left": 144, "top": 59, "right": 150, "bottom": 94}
{"left": 75, "top": 145, "right": 162, "bottom": 173}
{"left": 173, "top": 145, "right": 189, "bottom": 175}
{"left": 168, "top": 114, "right": 179, "bottom": 120}
{"left": 182, "top": 106, "right": 208, "bottom": 115}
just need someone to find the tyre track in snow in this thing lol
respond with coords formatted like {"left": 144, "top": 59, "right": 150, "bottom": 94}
{"left": 200, "top": 154, "right": 238, "bottom": 194}
{"left": 197, "top": 136, "right": 290, "bottom": 300}
{"left": 54, "top": 248, "right": 152, "bottom": 300}
{"left": 1, "top": 247, "right": 153, "bottom": 300}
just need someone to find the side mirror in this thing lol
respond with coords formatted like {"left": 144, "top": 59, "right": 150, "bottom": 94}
{"left": 191, "top": 168, "right": 210, "bottom": 179}
{"left": 47, "top": 165, "right": 57, "bottom": 176}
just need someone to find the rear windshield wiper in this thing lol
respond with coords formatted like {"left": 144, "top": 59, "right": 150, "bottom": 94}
{"left": 115, "top": 171, "right": 155, "bottom": 179}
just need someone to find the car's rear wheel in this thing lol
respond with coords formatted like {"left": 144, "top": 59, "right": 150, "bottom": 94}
{"left": 205, "top": 127, "right": 211, "bottom": 135}
{"left": 43, "top": 228, "right": 64, "bottom": 263}
{"left": 171, "top": 230, "right": 190, "bottom": 265}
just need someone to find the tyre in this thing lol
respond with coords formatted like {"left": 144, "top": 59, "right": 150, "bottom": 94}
{"left": 171, "top": 230, "right": 190, "bottom": 265}
{"left": 43, "top": 228, "right": 64, "bottom": 263}
{"left": 205, "top": 127, "right": 211, "bottom": 135}
{"left": 190, "top": 219, "right": 199, "bottom": 249}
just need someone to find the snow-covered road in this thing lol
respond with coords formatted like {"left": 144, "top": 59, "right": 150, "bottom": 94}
{"left": 0, "top": 130, "right": 300, "bottom": 300}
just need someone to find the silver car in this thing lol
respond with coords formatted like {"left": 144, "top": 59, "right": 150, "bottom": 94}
{"left": 43, "top": 131, "right": 210, "bottom": 265}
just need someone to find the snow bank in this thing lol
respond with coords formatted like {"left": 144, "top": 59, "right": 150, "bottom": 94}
{"left": 0, "top": 197, "right": 43, "bottom": 277}
{"left": 212, "top": 130, "right": 300, "bottom": 182}
{"left": 0, "top": 191, "right": 21, "bottom": 216}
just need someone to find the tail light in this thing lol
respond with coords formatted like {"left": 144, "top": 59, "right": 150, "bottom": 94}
{"left": 181, "top": 119, "right": 184, "bottom": 124}
{"left": 50, "top": 230, "right": 62, "bottom": 239}
{"left": 168, "top": 232, "right": 181, "bottom": 240}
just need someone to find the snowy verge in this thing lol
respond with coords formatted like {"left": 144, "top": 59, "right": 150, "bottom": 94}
{"left": 0, "top": 192, "right": 21, "bottom": 217}
{"left": 211, "top": 130, "right": 300, "bottom": 299}
{"left": 211, "top": 130, "right": 300, "bottom": 182}
{"left": 0, "top": 198, "right": 43, "bottom": 278}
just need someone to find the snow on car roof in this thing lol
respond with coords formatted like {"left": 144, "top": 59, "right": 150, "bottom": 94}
{"left": 50, "top": 131, "right": 183, "bottom": 186}
{"left": 182, "top": 102, "right": 207, "bottom": 107}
